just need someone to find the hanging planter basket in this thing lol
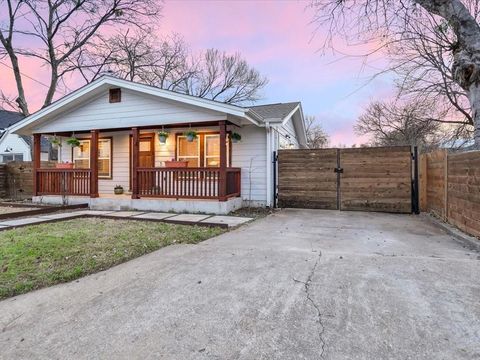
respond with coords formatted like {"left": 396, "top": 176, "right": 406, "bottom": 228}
{"left": 184, "top": 130, "right": 198, "bottom": 142}
{"left": 66, "top": 137, "right": 81, "bottom": 147}
{"left": 231, "top": 132, "right": 242, "bottom": 143}
{"left": 50, "top": 137, "right": 62, "bottom": 149}
{"left": 158, "top": 131, "right": 169, "bottom": 144}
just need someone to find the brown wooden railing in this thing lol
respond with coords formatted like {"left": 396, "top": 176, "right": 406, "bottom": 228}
{"left": 37, "top": 169, "right": 91, "bottom": 196}
{"left": 136, "top": 167, "right": 241, "bottom": 199}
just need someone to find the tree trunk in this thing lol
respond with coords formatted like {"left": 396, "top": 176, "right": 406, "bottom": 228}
{"left": 6, "top": 49, "right": 29, "bottom": 116}
{"left": 468, "top": 84, "right": 480, "bottom": 147}
{"left": 43, "top": 66, "right": 58, "bottom": 108}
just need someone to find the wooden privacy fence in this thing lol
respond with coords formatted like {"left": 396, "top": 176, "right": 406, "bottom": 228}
{"left": 420, "top": 149, "right": 480, "bottom": 238}
{"left": 278, "top": 146, "right": 413, "bottom": 213}
{"left": 0, "top": 161, "right": 56, "bottom": 200}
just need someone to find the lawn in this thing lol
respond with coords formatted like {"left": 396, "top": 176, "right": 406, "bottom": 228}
{"left": 0, "top": 218, "right": 225, "bottom": 299}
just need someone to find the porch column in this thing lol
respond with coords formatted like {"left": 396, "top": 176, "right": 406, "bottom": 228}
{"left": 32, "top": 133, "right": 41, "bottom": 196}
{"left": 219, "top": 120, "right": 227, "bottom": 201}
{"left": 90, "top": 129, "right": 99, "bottom": 198}
{"left": 131, "top": 127, "right": 140, "bottom": 199}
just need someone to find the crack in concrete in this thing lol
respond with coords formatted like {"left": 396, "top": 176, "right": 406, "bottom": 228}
{"left": 294, "top": 250, "right": 325, "bottom": 358}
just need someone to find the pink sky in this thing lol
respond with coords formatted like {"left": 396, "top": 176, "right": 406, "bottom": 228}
{"left": 0, "top": 0, "right": 394, "bottom": 145}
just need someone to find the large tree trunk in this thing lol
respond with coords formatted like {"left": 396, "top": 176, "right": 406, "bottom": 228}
{"left": 415, "top": 0, "right": 480, "bottom": 148}
{"left": 468, "top": 84, "right": 480, "bottom": 147}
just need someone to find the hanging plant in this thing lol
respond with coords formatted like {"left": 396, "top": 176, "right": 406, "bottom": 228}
{"left": 184, "top": 130, "right": 198, "bottom": 142}
{"left": 231, "top": 132, "right": 242, "bottom": 143}
{"left": 66, "top": 137, "right": 81, "bottom": 147}
{"left": 158, "top": 131, "right": 169, "bottom": 144}
{"left": 50, "top": 136, "right": 62, "bottom": 149}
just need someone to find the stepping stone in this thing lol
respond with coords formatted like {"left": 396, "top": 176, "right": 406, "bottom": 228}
{"left": 132, "top": 212, "right": 176, "bottom": 220}
{"left": 106, "top": 211, "right": 146, "bottom": 218}
{"left": 165, "top": 214, "right": 211, "bottom": 224}
{"left": 39, "top": 212, "right": 83, "bottom": 220}
{"left": 0, "top": 217, "right": 47, "bottom": 227}
{"left": 75, "top": 210, "right": 116, "bottom": 216}
{"left": 201, "top": 215, "right": 253, "bottom": 227}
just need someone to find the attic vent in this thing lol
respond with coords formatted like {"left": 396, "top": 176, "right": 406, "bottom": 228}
{"left": 109, "top": 88, "right": 121, "bottom": 103}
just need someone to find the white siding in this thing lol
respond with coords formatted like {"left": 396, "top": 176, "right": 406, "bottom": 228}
{"left": 34, "top": 88, "right": 228, "bottom": 133}
{"left": 276, "top": 118, "right": 299, "bottom": 150}
{"left": 231, "top": 125, "right": 267, "bottom": 205}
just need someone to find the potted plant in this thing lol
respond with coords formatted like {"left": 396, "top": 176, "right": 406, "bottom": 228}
{"left": 184, "top": 130, "right": 197, "bottom": 142}
{"left": 114, "top": 185, "right": 124, "bottom": 195}
{"left": 50, "top": 136, "right": 62, "bottom": 149}
{"left": 66, "top": 137, "right": 81, "bottom": 147}
{"left": 56, "top": 161, "right": 74, "bottom": 169}
{"left": 158, "top": 131, "right": 169, "bottom": 144}
{"left": 231, "top": 132, "right": 242, "bottom": 143}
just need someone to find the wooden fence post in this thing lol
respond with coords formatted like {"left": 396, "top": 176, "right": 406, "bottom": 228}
{"left": 419, "top": 154, "right": 427, "bottom": 212}
{"left": 444, "top": 149, "right": 448, "bottom": 221}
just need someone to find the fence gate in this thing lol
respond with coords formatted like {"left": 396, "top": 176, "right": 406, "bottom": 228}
{"left": 277, "top": 146, "right": 414, "bottom": 213}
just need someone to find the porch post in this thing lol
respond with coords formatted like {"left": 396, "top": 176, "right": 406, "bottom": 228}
{"left": 219, "top": 120, "right": 227, "bottom": 201}
{"left": 90, "top": 130, "right": 99, "bottom": 198}
{"left": 32, "top": 133, "right": 41, "bottom": 196}
{"left": 131, "top": 127, "right": 140, "bottom": 199}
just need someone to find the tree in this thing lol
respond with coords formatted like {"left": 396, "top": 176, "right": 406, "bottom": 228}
{"left": 72, "top": 31, "right": 268, "bottom": 105}
{"left": 355, "top": 100, "right": 452, "bottom": 150}
{"left": 0, "top": 0, "right": 162, "bottom": 116}
{"left": 304, "top": 115, "right": 329, "bottom": 148}
{"left": 311, "top": 0, "right": 480, "bottom": 148}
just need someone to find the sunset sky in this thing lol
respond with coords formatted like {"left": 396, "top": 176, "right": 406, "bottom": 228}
{"left": 0, "top": 0, "right": 395, "bottom": 145}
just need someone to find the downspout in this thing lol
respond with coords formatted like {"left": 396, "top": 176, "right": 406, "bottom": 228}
{"left": 265, "top": 121, "right": 272, "bottom": 207}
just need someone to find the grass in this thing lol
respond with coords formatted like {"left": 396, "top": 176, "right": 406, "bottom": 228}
{"left": 0, "top": 218, "right": 225, "bottom": 299}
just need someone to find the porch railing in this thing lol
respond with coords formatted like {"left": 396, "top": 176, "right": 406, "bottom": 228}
{"left": 36, "top": 169, "right": 91, "bottom": 196}
{"left": 136, "top": 167, "right": 241, "bottom": 199}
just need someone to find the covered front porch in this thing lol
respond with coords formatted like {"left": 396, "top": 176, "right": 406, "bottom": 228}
{"left": 32, "top": 120, "right": 242, "bottom": 209}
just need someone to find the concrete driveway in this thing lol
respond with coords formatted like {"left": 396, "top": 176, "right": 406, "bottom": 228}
{"left": 1, "top": 209, "right": 479, "bottom": 359}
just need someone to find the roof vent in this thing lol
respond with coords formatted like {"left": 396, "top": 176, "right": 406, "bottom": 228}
{"left": 109, "top": 88, "right": 121, "bottom": 103}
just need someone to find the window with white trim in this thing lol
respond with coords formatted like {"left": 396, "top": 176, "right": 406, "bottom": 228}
{"left": 177, "top": 136, "right": 200, "bottom": 167}
{"left": 0, "top": 153, "right": 23, "bottom": 163}
{"left": 73, "top": 138, "right": 112, "bottom": 178}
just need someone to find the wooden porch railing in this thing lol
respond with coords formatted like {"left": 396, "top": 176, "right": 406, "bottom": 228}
{"left": 136, "top": 167, "right": 241, "bottom": 199}
{"left": 36, "top": 169, "right": 91, "bottom": 196}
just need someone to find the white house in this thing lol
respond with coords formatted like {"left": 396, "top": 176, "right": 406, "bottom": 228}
{"left": 0, "top": 110, "right": 51, "bottom": 163}
{"left": 11, "top": 75, "right": 307, "bottom": 214}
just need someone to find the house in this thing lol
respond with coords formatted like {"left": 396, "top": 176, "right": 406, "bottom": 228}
{"left": 10, "top": 75, "right": 307, "bottom": 214}
{"left": 0, "top": 110, "right": 51, "bottom": 163}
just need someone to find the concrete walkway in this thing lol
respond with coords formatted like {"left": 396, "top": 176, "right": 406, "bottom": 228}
{"left": 0, "top": 209, "right": 479, "bottom": 359}
{"left": 0, "top": 210, "right": 252, "bottom": 230}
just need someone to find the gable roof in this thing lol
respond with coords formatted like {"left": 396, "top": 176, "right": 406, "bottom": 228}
{"left": 247, "top": 102, "right": 300, "bottom": 122}
{"left": 0, "top": 110, "right": 24, "bottom": 129}
{"left": 10, "top": 75, "right": 306, "bottom": 145}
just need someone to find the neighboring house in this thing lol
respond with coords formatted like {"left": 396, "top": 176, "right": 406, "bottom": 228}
{"left": 11, "top": 75, "right": 307, "bottom": 214}
{"left": 0, "top": 110, "right": 50, "bottom": 163}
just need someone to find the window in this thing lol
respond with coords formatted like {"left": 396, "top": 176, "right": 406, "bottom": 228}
{"left": 177, "top": 136, "right": 200, "bottom": 167}
{"left": 73, "top": 138, "right": 112, "bottom": 178}
{"left": 0, "top": 153, "right": 23, "bottom": 163}
{"left": 176, "top": 133, "right": 230, "bottom": 168}
{"left": 98, "top": 139, "right": 112, "bottom": 178}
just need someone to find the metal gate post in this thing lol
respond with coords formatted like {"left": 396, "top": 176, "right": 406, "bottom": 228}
{"left": 412, "top": 146, "right": 420, "bottom": 214}
{"left": 272, "top": 151, "right": 278, "bottom": 208}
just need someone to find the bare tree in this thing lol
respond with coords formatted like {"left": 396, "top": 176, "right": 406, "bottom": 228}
{"left": 304, "top": 115, "right": 329, "bottom": 148}
{"left": 311, "top": 0, "right": 480, "bottom": 148}
{"left": 0, "top": 0, "right": 161, "bottom": 116}
{"left": 73, "top": 32, "right": 268, "bottom": 105}
{"left": 355, "top": 100, "right": 456, "bottom": 150}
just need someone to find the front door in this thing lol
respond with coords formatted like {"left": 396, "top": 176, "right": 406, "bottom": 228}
{"left": 130, "top": 133, "right": 155, "bottom": 190}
